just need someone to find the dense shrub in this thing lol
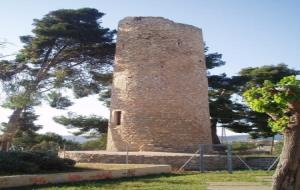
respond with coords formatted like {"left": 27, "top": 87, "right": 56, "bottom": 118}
{"left": 12, "top": 132, "right": 81, "bottom": 152}
{"left": 0, "top": 151, "right": 75, "bottom": 174}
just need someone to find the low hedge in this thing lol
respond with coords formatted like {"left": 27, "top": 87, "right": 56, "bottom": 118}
{"left": 0, "top": 151, "right": 75, "bottom": 174}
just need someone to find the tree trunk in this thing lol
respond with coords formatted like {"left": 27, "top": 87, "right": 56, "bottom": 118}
{"left": 272, "top": 104, "right": 300, "bottom": 190}
{"left": 1, "top": 45, "right": 56, "bottom": 151}
{"left": 211, "top": 119, "right": 221, "bottom": 144}
{"left": 0, "top": 108, "right": 23, "bottom": 151}
{"left": 1, "top": 73, "right": 43, "bottom": 151}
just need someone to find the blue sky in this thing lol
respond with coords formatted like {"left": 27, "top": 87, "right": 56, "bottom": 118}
{"left": 0, "top": 0, "right": 299, "bottom": 136}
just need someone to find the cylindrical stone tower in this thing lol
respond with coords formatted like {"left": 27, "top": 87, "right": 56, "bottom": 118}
{"left": 106, "top": 17, "right": 211, "bottom": 153}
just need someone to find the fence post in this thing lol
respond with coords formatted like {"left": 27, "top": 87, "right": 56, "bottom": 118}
{"left": 227, "top": 144, "right": 232, "bottom": 174}
{"left": 199, "top": 144, "right": 204, "bottom": 172}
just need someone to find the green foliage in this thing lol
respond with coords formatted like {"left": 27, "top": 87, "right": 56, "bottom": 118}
{"left": 8, "top": 8, "right": 115, "bottom": 99}
{"left": 2, "top": 93, "right": 40, "bottom": 109}
{"left": 243, "top": 75, "right": 300, "bottom": 132}
{"left": 231, "top": 142, "right": 257, "bottom": 153}
{"left": 0, "top": 60, "right": 15, "bottom": 80}
{"left": 0, "top": 108, "right": 81, "bottom": 152}
{"left": 0, "top": 151, "right": 75, "bottom": 174}
{"left": 238, "top": 64, "right": 300, "bottom": 89}
{"left": 81, "top": 135, "right": 107, "bottom": 150}
{"left": 11, "top": 132, "right": 81, "bottom": 152}
{"left": 46, "top": 92, "right": 73, "bottom": 109}
{"left": 268, "top": 116, "right": 290, "bottom": 132}
{"left": 19, "top": 8, "right": 115, "bottom": 62}
{"left": 1, "top": 107, "right": 42, "bottom": 135}
{"left": 53, "top": 113, "right": 108, "bottom": 138}
{"left": 205, "top": 46, "right": 226, "bottom": 70}
{"left": 0, "top": 8, "right": 115, "bottom": 143}
{"left": 205, "top": 49, "right": 246, "bottom": 143}
{"left": 205, "top": 49, "right": 290, "bottom": 141}
{"left": 226, "top": 64, "right": 300, "bottom": 139}
{"left": 243, "top": 81, "right": 285, "bottom": 114}
{"left": 30, "top": 141, "right": 60, "bottom": 152}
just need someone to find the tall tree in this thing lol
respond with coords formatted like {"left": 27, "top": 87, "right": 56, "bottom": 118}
{"left": 227, "top": 64, "right": 300, "bottom": 139}
{"left": 0, "top": 8, "right": 115, "bottom": 150}
{"left": 205, "top": 48, "right": 251, "bottom": 144}
{"left": 207, "top": 73, "right": 240, "bottom": 144}
{"left": 238, "top": 64, "right": 300, "bottom": 89}
{"left": 208, "top": 63, "right": 299, "bottom": 143}
{"left": 243, "top": 75, "right": 300, "bottom": 190}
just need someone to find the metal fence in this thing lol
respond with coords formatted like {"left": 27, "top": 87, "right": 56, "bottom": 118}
{"left": 199, "top": 144, "right": 232, "bottom": 173}
{"left": 178, "top": 143, "right": 279, "bottom": 173}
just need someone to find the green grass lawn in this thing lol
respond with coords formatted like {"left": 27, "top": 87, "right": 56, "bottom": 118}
{"left": 15, "top": 171, "right": 273, "bottom": 190}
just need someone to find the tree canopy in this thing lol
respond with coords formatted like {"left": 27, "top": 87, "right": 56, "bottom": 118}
{"left": 243, "top": 75, "right": 300, "bottom": 189}
{"left": 228, "top": 64, "right": 300, "bottom": 139}
{"left": 0, "top": 8, "right": 115, "bottom": 150}
{"left": 243, "top": 75, "right": 300, "bottom": 132}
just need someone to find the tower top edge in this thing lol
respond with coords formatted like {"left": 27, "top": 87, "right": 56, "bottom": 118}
{"left": 119, "top": 16, "right": 202, "bottom": 32}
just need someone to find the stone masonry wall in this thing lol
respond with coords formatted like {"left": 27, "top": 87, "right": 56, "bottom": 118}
{"left": 106, "top": 17, "right": 211, "bottom": 153}
{"left": 0, "top": 164, "right": 171, "bottom": 189}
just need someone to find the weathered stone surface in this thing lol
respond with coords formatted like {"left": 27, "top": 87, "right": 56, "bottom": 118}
{"left": 0, "top": 164, "right": 171, "bottom": 189}
{"left": 107, "top": 16, "right": 211, "bottom": 153}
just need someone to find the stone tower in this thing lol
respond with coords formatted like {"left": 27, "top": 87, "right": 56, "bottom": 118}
{"left": 106, "top": 17, "right": 211, "bottom": 153}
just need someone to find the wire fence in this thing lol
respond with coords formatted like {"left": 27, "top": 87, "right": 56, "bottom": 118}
{"left": 178, "top": 143, "right": 279, "bottom": 173}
